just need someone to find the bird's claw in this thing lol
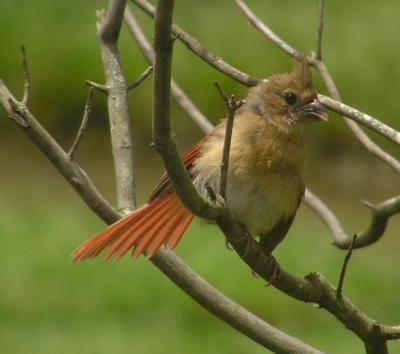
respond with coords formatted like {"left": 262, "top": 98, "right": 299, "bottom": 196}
{"left": 258, "top": 249, "right": 280, "bottom": 286}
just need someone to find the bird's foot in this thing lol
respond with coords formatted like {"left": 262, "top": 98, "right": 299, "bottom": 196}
{"left": 260, "top": 251, "right": 281, "bottom": 285}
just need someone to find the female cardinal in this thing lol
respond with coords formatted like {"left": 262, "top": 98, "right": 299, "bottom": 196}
{"left": 73, "top": 58, "right": 328, "bottom": 262}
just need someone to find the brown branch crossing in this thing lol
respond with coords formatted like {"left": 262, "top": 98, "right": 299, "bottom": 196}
{"left": 214, "top": 80, "right": 245, "bottom": 200}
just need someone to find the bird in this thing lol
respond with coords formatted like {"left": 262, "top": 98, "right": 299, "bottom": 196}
{"left": 73, "top": 57, "right": 328, "bottom": 262}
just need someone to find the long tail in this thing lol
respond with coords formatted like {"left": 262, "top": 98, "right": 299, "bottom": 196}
{"left": 73, "top": 193, "right": 193, "bottom": 261}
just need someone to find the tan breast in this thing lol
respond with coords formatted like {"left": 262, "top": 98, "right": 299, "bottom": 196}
{"left": 192, "top": 111, "right": 305, "bottom": 236}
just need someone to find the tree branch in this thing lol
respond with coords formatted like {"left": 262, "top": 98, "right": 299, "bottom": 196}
{"left": 150, "top": 1, "right": 400, "bottom": 351}
{"left": 305, "top": 190, "right": 400, "bottom": 249}
{"left": 124, "top": 6, "right": 213, "bottom": 134}
{"left": 0, "top": 76, "right": 326, "bottom": 354}
{"left": 318, "top": 95, "right": 400, "bottom": 145}
{"left": 97, "top": 0, "right": 136, "bottom": 212}
{"left": 214, "top": 80, "right": 245, "bottom": 199}
{"left": 235, "top": 0, "right": 400, "bottom": 172}
{"left": 336, "top": 235, "right": 357, "bottom": 299}
{"left": 85, "top": 80, "right": 109, "bottom": 94}
{"left": 127, "top": 65, "right": 153, "bottom": 91}
{"left": 21, "top": 45, "right": 32, "bottom": 105}
{"left": 99, "top": 0, "right": 127, "bottom": 43}
{"left": 315, "top": 0, "right": 325, "bottom": 61}
{"left": 68, "top": 87, "right": 94, "bottom": 159}
{"left": 151, "top": 250, "right": 325, "bottom": 354}
{"left": 235, "top": 0, "right": 300, "bottom": 59}
{"left": 314, "top": 60, "right": 400, "bottom": 174}
{"left": 130, "top": 0, "right": 259, "bottom": 87}
{"left": 0, "top": 81, "right": 119, "bottom": 225}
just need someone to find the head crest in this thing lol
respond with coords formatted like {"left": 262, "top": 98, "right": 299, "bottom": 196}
{"left": 290, "top": 55, "right": 312, "bottom": 90}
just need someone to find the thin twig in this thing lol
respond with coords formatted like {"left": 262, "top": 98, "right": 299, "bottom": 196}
{"left": 314, "top": 61, "right": 400, "bottom": 173}
{"left": 236, "top": 0, "right": 400, "bottom": 168}
{"left": 99, "top": 0, "right": 127, "bottom": 43}
{"left": 304, "top": 189, "right": 347, "bottom": 241}
{"left": 214, "top": 80, "right": 245, "bottom": 199}
{"left": 318, "top": 94, "right": 400, "bottom": 146}
{"left": 124, "top": 7, "right": 214, "bottom": 134}
{"left": 0, "top": 81, "right": 119, "bottom": 224}
{"left": 235, "top": 0, "right": 300, "bottom": 59}
{"left": 315, "top": 0, "right": 325, "bottom": 61}
{"left": 127, "top": 66, "right": 153, "bottom": 91}
{"left": 130, "top": 0, "right": 259, "bottom": 86}
{"left": 98, "top": 0, "right": 136, "bottom": 212}
{"left": 205, "top": 182, "right": 217, "bottom": 201}
{"left": 68, "top": 87, "right": 94, "bottom": 159}
{"left": 85, "top": 80, "right": 109, "bottom": 94}
{"left": 21, "top": 45, "right": 32, "bottom": 105}
{"left": 305, "top": 190, "right": 400, "bottom": 249}
{"left": 336, "top": 235, "right": 357, "bottom": 298}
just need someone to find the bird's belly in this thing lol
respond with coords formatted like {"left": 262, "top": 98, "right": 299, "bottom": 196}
{"left": 225, "top": 173, "right": 302, "bottom": 236}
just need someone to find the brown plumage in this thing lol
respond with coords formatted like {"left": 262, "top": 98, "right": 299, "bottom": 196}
{"left": 73, "top": 58, "right": 327, "bottom": 262}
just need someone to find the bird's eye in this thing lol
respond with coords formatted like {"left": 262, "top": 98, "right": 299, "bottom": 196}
{"left": 283, "top": 91, "right": 297, "bottom": 105}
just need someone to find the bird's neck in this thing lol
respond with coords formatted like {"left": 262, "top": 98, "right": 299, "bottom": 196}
{"left": 233, "top": 113, "right": 305, "bottom": 178}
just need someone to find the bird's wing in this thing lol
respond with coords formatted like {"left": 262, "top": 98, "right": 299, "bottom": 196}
{"left": 149, "top": 138, "right": 205, "bottom": 201}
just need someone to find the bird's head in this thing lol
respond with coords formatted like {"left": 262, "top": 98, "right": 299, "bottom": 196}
{"left": 246, "top": 57, "right": 328, "bottom": 125}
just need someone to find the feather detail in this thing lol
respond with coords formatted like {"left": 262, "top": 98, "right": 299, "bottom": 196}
{"left": 73, "top": 193, "right": 193, "bottom": 261}
{"left": 73, "top": 141, "right": 203, "bottom": 262}
{"left": 149, "top": 140, "right": 204, "bottom": 201}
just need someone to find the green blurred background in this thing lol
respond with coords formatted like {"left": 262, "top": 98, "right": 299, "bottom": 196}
{"left": 1, "top": 1, "right": 399, "bottom": 353}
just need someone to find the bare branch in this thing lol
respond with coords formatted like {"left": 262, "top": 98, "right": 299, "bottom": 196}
{"left": 21, "top": 45, "right": 32, "bottom": 105}
{"left": 127, "top": 66, "right": 153, "bottom": 91}
{"left": 214, "top": 80, "right": 245, "bottom": 199}
{"left": 151, "top": 1, "right": 326, "bottom": 352}
{"left": 0, "top": 77, "right": 326, "bottom": 354}
{"left": 97, "top": 1, "right": 136, "bottom": 212}
{"left": 124, "top": 7, "right": 214, "bottom": 134}
{"left": 304, "top": 189, "right": 347, "bottom": 240}
{"left": 85, "top": 80, "right": 109, "bottom": 94}
{"left": 235, "top": 0, "right": 300, "bottom": 59}
{"left": 236, "top": 0, "right": 400, "bottom": 172}
{"left": 131, "top": 0, "right": 259, "bottom": 87}
{"left": 315, "top": 0, "right": 325, "bottom": 61}
{"left": 150, "top": 1, "right": 400, "bottom": 350}
{"left": 336, "top": 235, "right": 357, "bottom": 299}
{"left": 152, "top": 0, "right": 219, "bottom": 220}
{"left": 151, "top": 250, "right": 325, "bottom": 354}
{"left": 0, "top": 80, "right": 119, "bottom": 224}
{"left": 305, "top": 189, "right": 400, "bottom": 249}
{"left": 318, "top": 94, "right": 400, "bottom": 146}
{"left": 314, "top": 61, "right": 400, "bottom": 173}
{"left": 99, "top": 0, "right": 127, "bottom": 43}
{"left": 68, "top": 87, "right": 94, "bottom": 159}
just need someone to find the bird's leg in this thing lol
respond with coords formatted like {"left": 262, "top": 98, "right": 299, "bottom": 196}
{"left": 237, "top": 222, "right": 255, "bottom": 259}
{"left": 234, "top": 224, "right": 277, "bottom": 281}
{"left": 259, "top": 236, "right": 285, "bottom": 284}
{"left": 260, "top": 251, "right": 281, "bottom": 285}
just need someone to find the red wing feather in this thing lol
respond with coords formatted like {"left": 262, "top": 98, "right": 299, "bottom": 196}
{"left": 149, "top": 139, "right": 204, "bottom": 201}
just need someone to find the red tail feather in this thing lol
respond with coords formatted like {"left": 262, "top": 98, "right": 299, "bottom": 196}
{"left": 73, "top": 193, "right": 193, "bottom": 261}
{"left": 73, "top": 142, "right": 202, "bottom": 262}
